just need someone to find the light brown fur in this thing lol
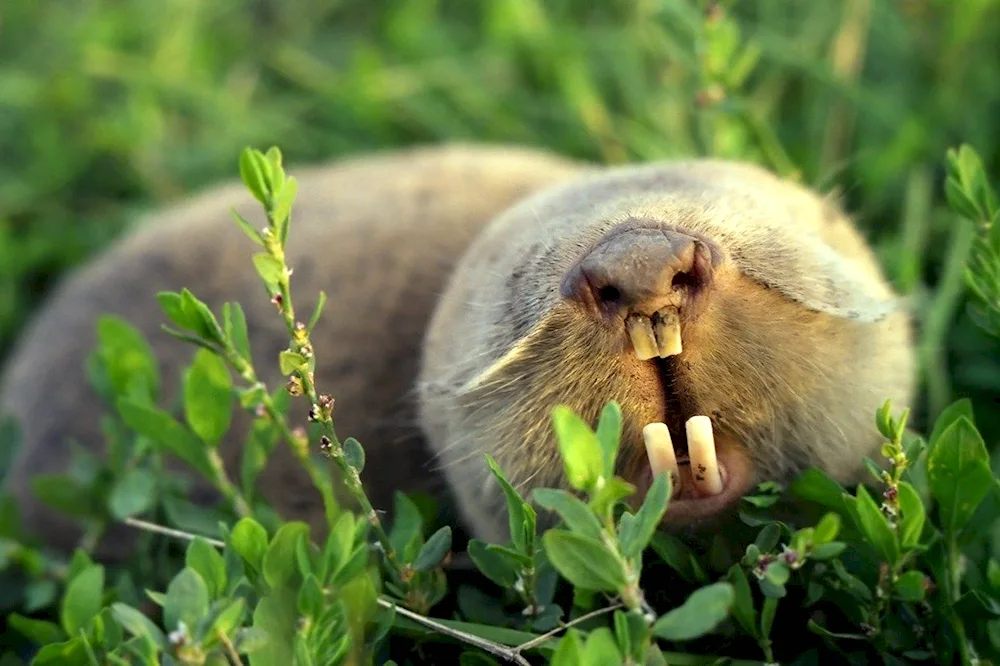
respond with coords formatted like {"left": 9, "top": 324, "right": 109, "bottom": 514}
{"left": 0, "top": 144, "right": 914, "bottom": 556}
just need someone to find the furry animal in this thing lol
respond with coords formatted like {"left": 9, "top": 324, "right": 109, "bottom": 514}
{"left": 0, "top": 144, "right": 914, "bottom": 557}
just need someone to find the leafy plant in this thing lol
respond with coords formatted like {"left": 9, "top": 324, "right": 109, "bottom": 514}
{"left": 2, "top": 2, "right": 1000, "bottom": 664}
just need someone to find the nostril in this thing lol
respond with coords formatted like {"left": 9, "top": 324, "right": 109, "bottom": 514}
{"left": 671, "top": 271, "right": 700, "bottom": 290}
{"left": 596, "top": 285, "right": 621, "bottom": 305}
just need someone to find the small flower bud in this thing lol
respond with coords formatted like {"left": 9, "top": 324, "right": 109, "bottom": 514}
{"left": 286, "top": 376, "right": 303, "bottom": 396}
{"left": 319, "top": 435, "right": 333, "bottom": 452}
{"left": 168, "top": 621, "right": 189, "bottom": 647}
{"left": 695, "top": 84, "right": 726, "bottom": 107}
{"left": 705, "top": 2, "right": 724, "bottom": 23}
{"left": 255, "top": 403, "right": 267, "bottom": 418}
{"left": 271, "top": 293, "right": 283, "bottom": 310}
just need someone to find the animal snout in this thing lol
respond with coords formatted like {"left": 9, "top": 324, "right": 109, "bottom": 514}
{"left": 560, "top": 227, "right": 715, "bottom": 320}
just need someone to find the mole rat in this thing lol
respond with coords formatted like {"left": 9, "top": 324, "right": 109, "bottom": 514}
{"left": 0, "top": 143, "right": 914, "bottom": 557}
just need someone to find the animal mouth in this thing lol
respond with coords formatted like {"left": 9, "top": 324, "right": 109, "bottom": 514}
{"left": 623, "top": 307, "right": 756, "bottom": 523}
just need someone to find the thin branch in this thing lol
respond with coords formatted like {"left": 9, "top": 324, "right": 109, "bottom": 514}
{"left": 217, "top": 627, "right": 245, "bottom": 666}
{"left": 377, "top": 598, "right": 533, "bottom": 666}
{"left": 123, "top": 517, "right": 225, "bottom": 548}
{"left": 513, "top": 603, "right": 623, "bottom": 655}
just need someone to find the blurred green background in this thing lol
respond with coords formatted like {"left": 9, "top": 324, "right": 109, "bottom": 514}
{"left": 0, "top": 0, "right": 998, "bottom": 442}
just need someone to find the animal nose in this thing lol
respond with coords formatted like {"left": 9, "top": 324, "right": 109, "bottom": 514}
{"left": 560, "top": 227, "right": 715, "bottom": 319}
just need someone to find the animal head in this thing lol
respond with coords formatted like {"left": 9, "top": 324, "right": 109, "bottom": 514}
{"left": 418, "top": 159, "right": 914, "bottom": 540}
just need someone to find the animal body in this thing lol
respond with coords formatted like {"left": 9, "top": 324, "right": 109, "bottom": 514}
{"left": 0, "top": 144, "right": 915, "bottom": 557}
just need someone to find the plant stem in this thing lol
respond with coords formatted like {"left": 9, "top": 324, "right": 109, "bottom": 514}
{"left": 946, "top": 534, "right": 974, "bottom": 665}
{"left": 208, "top": 449, "right": 252, "bottom": 518}
{"left": 919, "top": 217, "right": 975, "bottom": 418}
{"left": 255, "top": 177, "right": 402, "bottom": 574}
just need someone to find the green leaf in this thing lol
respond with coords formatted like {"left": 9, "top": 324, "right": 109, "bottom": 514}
{"left": 652, "top": 582, "right": 734, "bottom": 642}
{"left": 467, "top": 539, "right": 519, "bottom": 588}
{"left": 240, "top": 148, "right": 271, "bottom": 204}
{"left": 67, "top": 550, "right": 95, "bottom": 581}
{"left": 897, "top": 481, "right": 926, "bottom": 548}
{"left": 533, "top": 488, "right": 603, "bottom": 541}
{"left": 95, "top": 316, "right": 159, "bottom": 399}
{"left": 551, "top": 629, "right": 584, "bottom": 666}
{"left": 31, "top": 474, "right": 97, "bottom": 519}
{"left": 32, "top": 637, "right": 90, "bottom": 665}
{"left": 162, "top": 495, "right": 228, "bottom": 539}
{"left": 484, "top": 455, "right": 532, "bottom": 554}
{"left": 108, "top": 467, "right": 157, "bottom": 520}
{"left": 263, "top": 522, "right": 310, "bottom": 589}
{"left": 231, "top": 517, "right": 270, "bottom": 572}
{"left": 760, "top": 596, "right": 779, "bottom": 638}
{"left": 811, "top": 542, "right": 847, "bottom": 560}
{"left": 551, "top": 406, "right": 604, "bottom": 491}
{"left": 389, "top": 492, "right": 425, "bottom": 560}
{"left": 788, "top": 468, "right": 847, "bottom": 511}
{"left": 620, "top": 472, "right": 670, "bottom": 561}
{"left": 163, "top": 568, "right": 209, "bottom": 632}
{"left": 344, "top": 437, "right": 365, "bottom": 472}
{"left": 158, "top": 291, "right": 193, "bottom": 330}
{"left": 649, "top": 533, "right": 707, "bottom": 583}
{"left": 413, "top": 526, "right": 452, "bottom": 572}
{"left": 875, "top": 399, "right": 895, "bottom": 440}
{"left": 184, "top": 348, "right": 233, "bottom": 446}
{"left": 927, "top": 416, "right": 994, "bottom": 535}
{"left": 248, "top": 591, "right": 297, "bottom": 666}
{"left": 894, "top": 571, "right": 927, "bottom": 602}
{"left": 205, "top": 598, "right": 247, "bottom": 648}
{"left": 727, "top": 564, "right": 758, "bottom": 639}
{"left": 224, "top": 302, "right": 253, "bottom": 362}
{"left": 253, "top": 253, "right": 285, "bottom": 287}
{"left": 8, "top": 614, "right": 67, "bottom": 645}
{"left": 582, "top": 627, "right": 622, "bottom": 665}
{"left": 764, "top": 561, "right": 790, "bottom": 586}
{"left": 273, "top": 177, "right": 298, "bottom": 237}
{"left": 230, "top": 211, "right": 265, "bottom": 247}
{"left": 929, "top": 399, "right": 975, "bottom": 450}
{"left": 186, "top": 538, "right": 227, "bottom": 600}
{"left": 542, "top": 530, "right": 626, "bottom": 592}
{"left": 179, "top": 288, "right": 225, "bottom": 344}
{"left": 24, "top": 580, "right": 58, "bottom": 613}
{"left": 813, "top": 512, "right": 841, "bottom": 544}
{"left": 278, "top": 350, "right": 307, "bottom": 375}
{"left": 754, "top": 523, "right": 781, "bottom": 553}
{"left": 112, "top": 603, "right": 167, "bottom": 649}
{"left": 61, "top": 564, "right": 104, "bottom": 636}
{"left": 331, "top": 544, "right": 370, "bottom": 586}
{"left": 588, "top": 476, "right": 636, "bottom": 518}
{"left": 595, "top": 401, "right": 622, "bottom": 479}
{"left": 297, "top": 574, "right": 324, "bottom": 619}
{"left": 116, "top": 398, "right": 213, "bottom": 479}
{"left": 307, "top": 291, "right": 327, "bottom": 333}
{"left": 851, "top": 485, "right": 899, "bottom": 564}
{"left": 241, "top": 417, "right": 279, "bottom": 500}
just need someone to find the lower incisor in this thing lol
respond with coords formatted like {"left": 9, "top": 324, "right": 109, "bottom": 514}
{"left": 686, "top": 415, "right": 724, "bottom": 495}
